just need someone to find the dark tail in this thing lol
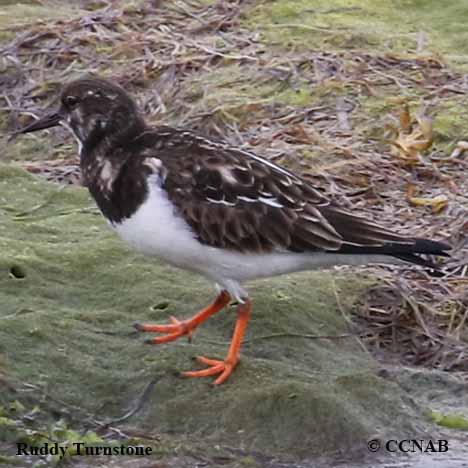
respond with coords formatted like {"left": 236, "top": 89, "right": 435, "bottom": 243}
{"left": 318, "top": 204, "right": 451, "bottom": 273}
{"left": 339, "top": 238, "right": 451, "bottom": 271}
{"left": 391, "top": 238, "right": 451, "bottom": 271}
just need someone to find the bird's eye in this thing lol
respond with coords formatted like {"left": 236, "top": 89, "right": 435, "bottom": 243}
{"left": 64, "top": 95, "right": 80, "bottom": 108}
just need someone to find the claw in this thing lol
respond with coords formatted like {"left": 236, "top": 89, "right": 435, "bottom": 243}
{"left": 181, "top": 356, "right": 237, "bottom": 385}
{"left": 139, "top": 319, "right": 190, "bottom": 343}
{"left": 133, "top": 322, "right": 145, "bottom": 331}
{"left": 134, "top": 291, "right": 231, "bottom": 345}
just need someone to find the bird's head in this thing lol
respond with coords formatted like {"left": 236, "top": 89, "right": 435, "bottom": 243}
{"left": 16, "top": 76, "right": 144, "bottom": 151}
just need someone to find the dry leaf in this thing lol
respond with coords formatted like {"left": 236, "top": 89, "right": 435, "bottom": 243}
{"left": 406, "top": 184, "right": 448, "bottom": 213}
{"left": 387, "top": 105, "right": 433, "bottom": 165}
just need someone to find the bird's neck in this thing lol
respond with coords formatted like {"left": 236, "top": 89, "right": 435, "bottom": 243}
{"left": 80, "top": 114, "right": 145, "bottom": 155}
{"left": 80, "top": 116, "right": 145, "bottom": 181}
{"left": 79, "top": 122, "right": 148, "bottom": 224}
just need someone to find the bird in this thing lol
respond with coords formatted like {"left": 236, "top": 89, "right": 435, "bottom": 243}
{"left": 15, "top": 75, "right": 450, "bottom": 385}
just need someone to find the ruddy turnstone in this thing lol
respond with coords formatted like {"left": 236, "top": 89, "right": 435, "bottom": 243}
{"left": 16, "top": 76, "right": 450, "bottom": 385}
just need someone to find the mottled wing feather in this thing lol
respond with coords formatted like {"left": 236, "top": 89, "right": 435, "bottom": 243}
{"left": 319, "top": 205, "right": 412, "bottom": 245}
{"left": 142, "top": 129, "right": 413, "bottom": 253}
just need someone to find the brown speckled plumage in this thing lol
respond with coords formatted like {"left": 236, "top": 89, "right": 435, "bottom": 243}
{"left": 18, "top": 76, "right": 450, "bottom": 265}
{"left": 15, "top": 75, "right": 451, "bottom": 386}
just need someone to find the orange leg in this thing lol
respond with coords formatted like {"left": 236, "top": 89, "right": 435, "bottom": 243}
{"left": 134, "top": 290, "right": 230, "bottom": 344}
{"left": 182, "top": 298, "right": 251, "bottom": 385}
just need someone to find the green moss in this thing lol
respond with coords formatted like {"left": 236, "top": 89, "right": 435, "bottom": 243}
{"left": 0, "top": 164, "right": 423, "bottom": 458}
{"left": 428, "top": 410, "right": 468, "bottom": 430}
{"left": 0, "top": 455, "right": 23, "bottom": 465}
{"left": 432, "top": 98, "right": 468, "bottom": 145}
{"left": 0, "top": 2, "right": 81, "bottom": 34}
{"left": 180, "top": 63, "right": 316, "bottom": 116}
{"left": 274, "top": 87, "right": 314, "bottom": 106}
{"left": 0, "top": 401, "right": 160, "bottom": 466}
{"left": 246, "top": 0, "right": 468, "bottom": 70}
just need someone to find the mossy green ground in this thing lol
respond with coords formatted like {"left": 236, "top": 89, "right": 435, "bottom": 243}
{"left": 247, "top": 0, "right": 468, "bottom": 66}
{"left": 0, "top": 164, "right": 422, "bottom": 463}
{"left": 244, "top": 0, "right": 468, "bottom": 154}
{"left": 0, "top": 0, "right": 82, "bottom": 41}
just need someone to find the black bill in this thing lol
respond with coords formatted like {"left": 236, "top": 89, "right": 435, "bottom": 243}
{"left": 15, "top": 111, "right": 62, "bottom": 135}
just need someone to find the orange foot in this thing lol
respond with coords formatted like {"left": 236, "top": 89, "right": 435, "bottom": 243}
{"left": 182, "top": 299, "right": 251, "bottom": 386}
{"left": 182, "top": 356, "right": 238, "bottom": 386}
{"left": 135, "top": 292, "right": 252, "bottom": 385}
{"left": 134, "top": 316, "right": 195, "bottom": 344}
{"left": 134, "top": 291, "right": 231, "bottom": 344}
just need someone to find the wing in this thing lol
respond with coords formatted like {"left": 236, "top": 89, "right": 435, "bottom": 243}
{"left": 140, "top": 129, "right": 417, "bottom": 254}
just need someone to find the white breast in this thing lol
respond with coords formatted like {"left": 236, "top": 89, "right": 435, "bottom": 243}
{"left": 112, "top": 176, "right": 397, "bottom": 301}
{"left": 112, "top": 175, "right": 201, "bottom": 270}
